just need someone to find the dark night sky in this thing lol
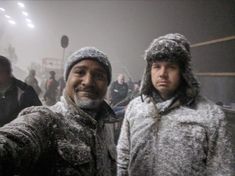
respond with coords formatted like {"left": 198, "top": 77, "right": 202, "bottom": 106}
{"left": 0, "top": 0, "right": 234, "bottom": 81}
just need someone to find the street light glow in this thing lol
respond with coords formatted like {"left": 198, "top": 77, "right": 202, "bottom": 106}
{"left": 22, "top": 11, "right": 28, "bottom": 16}
{"left": 0, "top": 7, "right": 6, "bottom": 12}
{"left": 26, "top": 18, "right": 31, "bottom": 23}
{"left": 4, "top": 15, "right": 11, "bottom": 19}
{"left": 27, "top": 23, "right": 35, "bottom": 28}
{"left": 8, "top": 20, "right": 16, "bottom": 25}
{"left": 17, "top": 2, "right": 25, "bottom": 8}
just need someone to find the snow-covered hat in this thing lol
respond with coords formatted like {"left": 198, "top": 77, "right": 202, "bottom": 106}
{"left": 64, "top": 47, "right": 112, "bottom": 85}
{"left": 145, "top": 33, "right": 191, "bottom": 70}
{"left": 141, "top": 33, "right": 200, "bottom": 105}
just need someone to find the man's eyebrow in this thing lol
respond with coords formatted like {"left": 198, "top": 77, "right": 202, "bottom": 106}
{"left": 72, "top": 65, "right": 87, "bottom": 70}
{"left": 94, "top": 68, "right": 107, "bottom": 74}
{"left": 72, "top": 65, "right": 106, "bottom": 73}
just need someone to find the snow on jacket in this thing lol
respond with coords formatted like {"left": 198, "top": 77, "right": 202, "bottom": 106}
{"left": 0, "top": 93, "right": 117, "bottom": 176}
{"left": 117, "top": 95, "right": 234, "bottom": 176}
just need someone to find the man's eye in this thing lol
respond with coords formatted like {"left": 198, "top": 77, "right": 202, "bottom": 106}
{"left": 74, "top": 70, "right": 85, "bottom": 76}
{"left": 168, "top": 65, "right": 177, "bottom": 69}
{"left": 152, "top": 64, "right": 161, "bottom": 69}
{"left": 94, "top": 73, "right": 106, "bottom": 80}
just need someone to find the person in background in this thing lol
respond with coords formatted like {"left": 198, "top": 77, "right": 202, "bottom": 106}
{"left": 58, "top": 76, "right": 66, "bottom": 100}
{"left": 112, "top": 82, "right": 140, "bottom": 144}
{"left": 109, "top": 73, "right": 128, "bottom": 106}
{"left": 24, "top": 69, "right": 42, "bottom": 96}
{"left": 0, "top": 47, "right": 117, "bottom": 176}
{"left": 127, "top": 77, "right": 134, "bottom": 93}
{"left": 44, "top": 71, "right": 58, "bottom": 106}
{"left": 117, "top": 33, "right": 234, "bottom": 176}
{"left": 0, "top": 55, "right": 41, "bottom": 126}
{"left": 113, "top": 82, "right": 140, "bottom": 118}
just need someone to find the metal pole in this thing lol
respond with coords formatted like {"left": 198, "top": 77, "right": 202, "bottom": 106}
{"left": 191, "top": 35, "right": 235, "bottom": 48}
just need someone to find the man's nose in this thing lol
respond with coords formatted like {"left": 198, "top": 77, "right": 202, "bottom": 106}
{"left": 82, "top": 73, "right": 94, "bottom": 86}
{"left": 159, "top": 67, "right": 167, "bottom": 77}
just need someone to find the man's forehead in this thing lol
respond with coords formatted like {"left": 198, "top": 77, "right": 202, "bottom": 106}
{"left": 152, "top": 60, "right": 178, "bottom": 65}
{"left": 72, "top": 59, "right": 106, "bottom": 72}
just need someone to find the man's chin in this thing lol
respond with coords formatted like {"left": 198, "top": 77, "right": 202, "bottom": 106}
{"left": 74, "top": 96, "right": 102, "bottom": 110}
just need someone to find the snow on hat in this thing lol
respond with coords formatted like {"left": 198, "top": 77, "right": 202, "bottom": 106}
{"left": 141, "top": 33, "right": 200, "bottom": 105}
{"left": 64, "top": 47, "right": 112, "bottom": 85}
{"left": 144, "top": 33, "right": 191, "bottom": 70}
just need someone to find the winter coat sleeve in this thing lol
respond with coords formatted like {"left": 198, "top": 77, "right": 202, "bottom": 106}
{"left": 0, "top": 106, "right": 55, "bottom": 175}
{"left": 117, "top": 104, "right": 131, "bottom": 176}
{"left": 20, "top": 86, "right": 42, "bottom": 108}
{"left": 206, "top": 108, "right": 234, "bottom": 176}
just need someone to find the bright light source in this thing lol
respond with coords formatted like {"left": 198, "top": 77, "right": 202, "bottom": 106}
{"left": 0, "top": 7, "right": 6, "bottom": 12}
{"left": 26, "top": 18, "right": 31, "bottom": 23}
{"left": 4, "top": 15, "right": 11, "bottom": 19}
{"left": 22, "top": 11, "right": 28, "bottom": 16}
{"left": 27, "top": 23, "right": 34, "bottom": 28}
{"left": 8, "top": 20, "right": 16, "bottom": 25}
{"left": 17, "top": 2, "right": 25, "bottom": 8}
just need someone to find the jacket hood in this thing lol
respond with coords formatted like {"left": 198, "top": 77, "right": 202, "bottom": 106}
{"left": 140, "top": 33, "right": 200, "bottom": 106}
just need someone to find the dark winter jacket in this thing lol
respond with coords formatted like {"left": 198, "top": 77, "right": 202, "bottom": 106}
{"left": 0, "top": 93, "right": 117, "bottom": 176}
{"left": 0, "top": 77, "right": 42, "bottom": 126}
{"left": 109, "top": 81, "right": 128, "bottom": 106}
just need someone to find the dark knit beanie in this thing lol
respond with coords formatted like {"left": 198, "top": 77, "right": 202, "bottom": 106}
{"left": 64, "top": 47, "right": 112, "bottom": 85}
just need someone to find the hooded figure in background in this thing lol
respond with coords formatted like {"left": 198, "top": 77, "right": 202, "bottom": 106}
{"left": 0, "top": 47, "right": 117, "bottom": 176}
{"left": 117, "top": 33, "right": 233, "bottom": 176}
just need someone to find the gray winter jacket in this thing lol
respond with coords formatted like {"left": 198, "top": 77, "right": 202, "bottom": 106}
{"left": 0, "top": 94, "right": 117, "bottom": 176}
{"left": 117, "top": 95, "right": 233, "bottom": 176}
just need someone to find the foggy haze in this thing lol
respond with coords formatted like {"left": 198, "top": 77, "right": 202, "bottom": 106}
{"left": 0, "top": 0, "right": 234, "bottom": 82}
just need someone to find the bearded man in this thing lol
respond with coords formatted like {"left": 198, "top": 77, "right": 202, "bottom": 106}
{"left": 0, "top": 47, "right": 117, "bottom": 176}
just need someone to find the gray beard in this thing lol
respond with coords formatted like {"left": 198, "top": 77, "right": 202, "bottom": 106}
{"left": 73, "top": 95, "right": 102, "bottom": 110}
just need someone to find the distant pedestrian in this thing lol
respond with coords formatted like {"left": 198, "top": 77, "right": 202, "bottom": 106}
{"left": 109, "top": 73, "right": 128, "bottom": 106}
{"left": 25, "top": 69, "right": 42, "bottom": 96}
{"left": 44, "top": 71, "right": 58, "bottom": 106}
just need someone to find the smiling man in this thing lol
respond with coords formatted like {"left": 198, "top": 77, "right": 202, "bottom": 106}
{"left": 117, "top": 33, "right": 234, "bottom": 176}
{"left": 0, "top": 47, "right": 117, "bottom": 176}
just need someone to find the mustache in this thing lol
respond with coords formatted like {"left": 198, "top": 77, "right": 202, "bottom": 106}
{"left": 74, "top": 86, "right": 99, "bottom": 95}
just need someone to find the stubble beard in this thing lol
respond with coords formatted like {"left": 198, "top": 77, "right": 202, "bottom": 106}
{"left": 73, "top": 94, "right": 102, "bottom": 110}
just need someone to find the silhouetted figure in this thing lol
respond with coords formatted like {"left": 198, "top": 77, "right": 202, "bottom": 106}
{"left": 25, "top": 69, "right": 42, "bottom": 96}
{"left": 44, "top": 71, "right": 58, "bottom": 106}
{"left": 109, "top": 73, "right": 128, "bottom": 106}
{"left": 58, "top": 76, "right": 66, "bottom": 99}
{"left": 0, "top": 55, "right": 41, "bottom": 126}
